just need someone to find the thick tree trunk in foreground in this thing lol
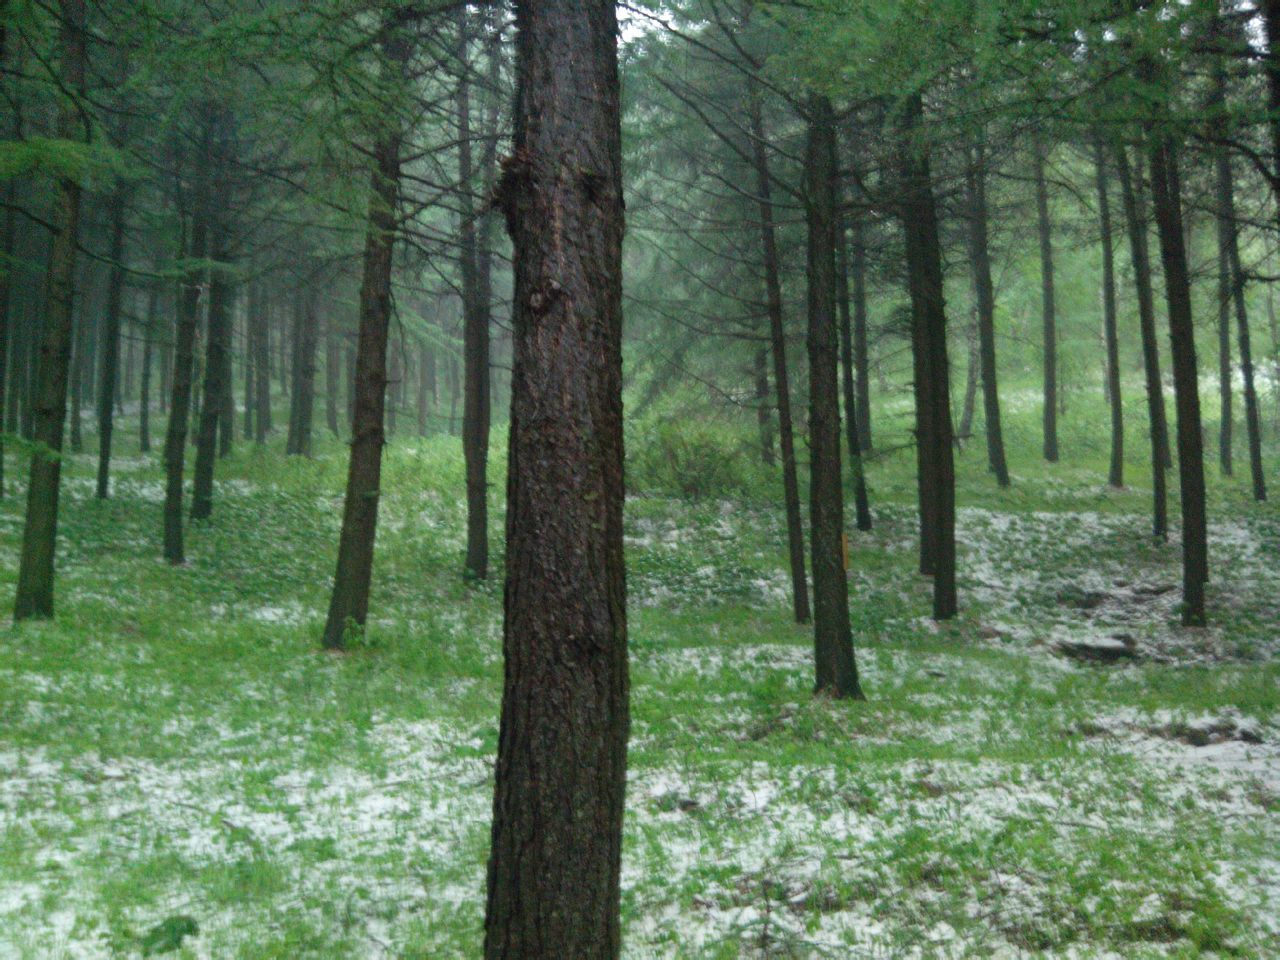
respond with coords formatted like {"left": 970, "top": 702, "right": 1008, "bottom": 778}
{"left": 963, "top": 139, "right": 1010, "bottom": 487}
{"left": 804, "top": 95, "right": 863, "bottom": 698}
{"left": 1148, "top": 133, "right": 1208, "bottom": 626}
{"left": 1095, "top": 142, "right": 1124, "bottom": 489}
{"left": 14, "top": 0, "right": 86, "bottom": 621}
{"left": 747, "top": 79, "right": 810, "bottom": 624}
{"left": 96, "top": 190, "right": 128, "bottom": 499}
{"left": 897, "top": 92, "right": 957, "bottom": 621}
{"left": 483, "top": 2, "right": 630, "bottom": 954}
{"left": 1033, "top": 138, "right": 1059, "bottom": 462}
{"left": 1114, "top": 143, "right": 1170, "bottom": 540}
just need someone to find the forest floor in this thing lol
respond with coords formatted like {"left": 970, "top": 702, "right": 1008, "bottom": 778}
{"left": 0, "top": 419, "right": 1277, "bottom": 958}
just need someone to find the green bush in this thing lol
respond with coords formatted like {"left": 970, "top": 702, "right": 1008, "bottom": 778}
{"left": 627, "top": 417, "right": 757, "bottom": 499}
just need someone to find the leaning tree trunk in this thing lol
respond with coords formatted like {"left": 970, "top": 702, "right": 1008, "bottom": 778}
{"left": 320, "top": 23, "right": 409, "bottom": 651}
{"left": 483, "top": 1, "right": 630, "bottom": 956}
{"left": 747, "top": 78, "right": 810, "bottom": 624}
{"left": 963, "top": 137, "right": 1010, "bottom": 487}
{"left": 804, "top": 95, "right": 864, "bottom": 698}
{"left": 14, "top": 0, "right": 86, "bottom": 621}
{"left": 1114, "top": 143, "right": 1170, "bottom": 540}
{"left": 96, "top": 188, "right": 128, "bottom": 499}
{"left": 1034, "top": 136, "right": 1059, "bottom": 462}
{"left": 1148, "top": 130, "right": 1208, "bottom": 626}
{"left": 1095, "top": 140, "right": 1124, "bottom": 488}
{"left": 897, "top": 91, "right": 957, "bottom": 621}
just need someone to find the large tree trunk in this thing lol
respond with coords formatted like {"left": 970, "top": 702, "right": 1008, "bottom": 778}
{"left": 14, "top": 0, "right": 86, "bottom": 620}
{"left": 457, "top": 12, "right": 492, "bottom": 581}
{"left": 896, "top": 92, "right": 957, "bottom": 621}
{"left": 804, "top": 95, "right": 864, "bottom": 698}
{"left": 1148, "top": 131, "right": 1208, "bottom": 626}
{"left": 747, "top": 80, "right": 810, "bottom": 624}
{"left": 1095, "top": 140, "right": 1124, "bottom": 488}
{"left": 320, "top": 25, "right": 409, "bottom": 651}
{"left": 962, "top": 137, "right": 1010, "bottom": 487}
{"left": 96, "top": 189, "right": 129, "bottom": 498}
{"left": 483, "top": 2, "right": 630, "bottom": 954}
{"left": 835, "top": 203, "right": 872, "bottom": 531}
{"left": 1033, "top": 137, "right": 1059, "bottom": 462}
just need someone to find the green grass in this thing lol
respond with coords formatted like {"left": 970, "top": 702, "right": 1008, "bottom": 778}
{"left": 0, "top": 384, "right": 1277, "bottom": 957}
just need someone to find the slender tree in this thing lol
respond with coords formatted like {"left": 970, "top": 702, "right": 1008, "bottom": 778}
{"left": 1094, "top": 141, "right": 1123, "bottom": 488}
{"left": 14, "top": 0, "right": 87, "bottom": 621}
{"left": 1033, "top": 136, "right": 1059, "bottom": 462}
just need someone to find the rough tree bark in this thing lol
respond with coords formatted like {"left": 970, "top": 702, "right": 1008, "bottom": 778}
{"left": 483, "top": 1, "right": 630, "bottom": 953}
{"left": 747, "top": 79, "right": 810, "bottom": 624}
{"left": 320, "top": 20, "right": 410, "bottom": 652}
{"left": 804, "top": 95, "right": 864, "bottom": 698}
{"left": 896, "top": 92, "right": 957, "bottom": 621}
{"left": 14, "top": 0, "right": 86, "bottom": 621}
{"left": 1148, "top": 129, "right": 1208, "bottom": 626}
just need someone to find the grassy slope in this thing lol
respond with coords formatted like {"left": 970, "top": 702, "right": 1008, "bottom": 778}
{"left": 0, "top": 388, "right": 1277, "bottom": 958}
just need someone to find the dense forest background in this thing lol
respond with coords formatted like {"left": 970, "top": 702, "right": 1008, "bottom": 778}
{"left": 1, "top": 0, "right": 1279, "bottom": 957}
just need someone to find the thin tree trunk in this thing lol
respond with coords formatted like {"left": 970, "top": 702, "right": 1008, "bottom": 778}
{"left": 1215, "top": 144, "right": 1267, "bottom": 500}
{"left": 963, "top": 139, "right": 1010, "bottom": 487}
{"left": 753, "top": 346, "right": 775, "bottom": 466}
{"left": 96, "top": 189, "right": 128, "bottom": 498}
{"left": 140, "top": 286, "right": 154, "bottom": 454}
{"left": 484, "top": 3, "right": 630, "bottom": 954}
{"left": 958, "top": 316, "right": 979, "bottom": 444}
{"left": 0, "top": 178, "right": 14, "bottom": 497}
{"left": 897, "top": 91, "right": 957, "bottom": 620}
{"left": 1095, "top": 140, "right": 1124, "bottom": 488}
{"left": 747, "top": 79, "right": 810, "bottom": 624}
{"left": 1214, "top": 152, "right": 1234, "bottom": 478}
{"left": 254, "top": 290, "right": 271, "bottom": 443}
{"left": 850, "top": 217, "right": 872, "bottom": 451}
{"left": 326, "top": 311, "right": 340, "bottom": 436}
{"left": 1034, "top": 137, "right": 1059, "bottom": 462}
{"left": 287, "top": 286, "right": 318, "bottom": 457}
{"left": 14, "top": 0, "right": 86, "bottom": 620}
{"left": 835, "top": 202, "right": 872, "bottom": 531}
{"left": 458, "top": 11, "right": 493, "bottom": 580}
{"left": 1114, "top": 143, "right": 1170, "bottom": 539}
{"left": 321, "top": 23, "right": 408, "bottom": 651}
{"left": 1148, "top": 130, "right": 1208, "bottom": 626}
{"left": 804, "top": 95, "right": 863, "bottom": 698}
{"left": 191, "top": 213, "right": 230, "bottom": 520}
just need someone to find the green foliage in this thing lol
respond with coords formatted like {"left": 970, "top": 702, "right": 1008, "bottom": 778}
{"left": 628, "top": 416, "right": 760, "bottom": 500}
